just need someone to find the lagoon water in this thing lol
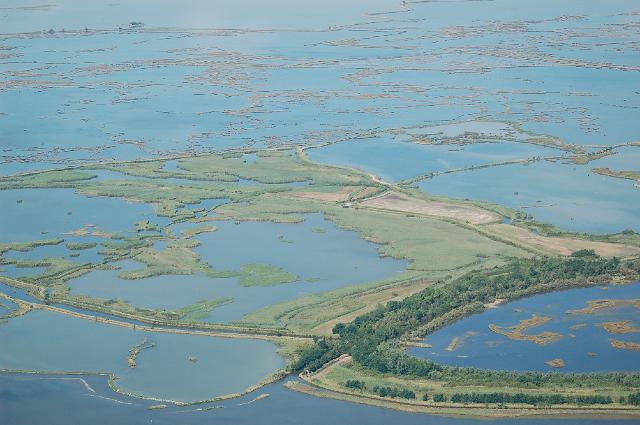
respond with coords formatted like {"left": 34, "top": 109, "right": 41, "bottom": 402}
{"left": 421, "top": 160, "right": 640, "bottom": 234}
{"left": 307, "top": 136, "right": 562, "bottom": 183}
{"left": 2, "top": 0, "right": 640, "bottom": 422}
{"left": 410, "top": 283, "right": 640, "bottom": 373}
{"left": 0, "top": 309, "right": 284, "bottom": 403}
{"left": 0, "top": 188, "right": 164, "bottom": 243}
{"left": 68, "top": 214, "right": 407, "bottom": 323}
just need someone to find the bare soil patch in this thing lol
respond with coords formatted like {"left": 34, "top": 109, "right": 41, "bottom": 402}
{"left": 360, "top": 192, "right": 498, "bottom": 224}
{"left": 488, "top": 224, "right": 640, "bottom": 257}
{"left": 291, "top": 186, "right": 356, "bottom": 202}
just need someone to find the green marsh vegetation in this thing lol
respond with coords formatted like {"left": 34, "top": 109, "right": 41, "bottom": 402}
{"left": 117, "top": 238, "right": 233, "bottom": 280}
{"left": 239, "top": 264, "right": 299, "bottom": 287}
{"left": 177, "top": 298, "right": 234, "bottom": 321}
{"left": 0, "top": 239, "right": 64, "bottom": 254}
{"left": 65, "top": 242, "right": 98, "bottom": 251}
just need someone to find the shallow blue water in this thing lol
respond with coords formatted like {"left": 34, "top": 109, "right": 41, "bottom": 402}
{"left": 0, "top": 309, "right": 284, "bottom": 403}
{"left": 2, "top": 0, "right": 640, "bottom": 422}
{"left": 420, "top": 160, "right": 640, "bottom": 234}
{"left": 68, "top": 214, "right": 407, "bottom": 323}
{"left": 0, "top": 372, "right": 634, "bottom": 425}
{"left": 308, "top": 136, "right": 562, "bottom": 182}
{"left": 0, "top": 188, "right": 164, "bottom": 243}
{"left": 410, "top": 283, "right": 640, "bottom": 372}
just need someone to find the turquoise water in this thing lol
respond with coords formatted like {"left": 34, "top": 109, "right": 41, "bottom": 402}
{"left": 0, "top": 0, "right": 399, "bottom": 33}
{"left": 410, "top": 283, "right": 640, "bottom": 372}
{"left": 0, "top": 309, "right": 284, "bottom": 403}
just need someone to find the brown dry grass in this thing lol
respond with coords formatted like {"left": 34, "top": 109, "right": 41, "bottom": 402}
{"left": 487, "top": 224, "right": 640, "bottom": 257}
{"left": 360, "top": 192, "right": 499, "bottom": 224}
{"left": 311, "top": 279, "right": 433, "bottom": 335}
{"left": 291, "top": 186, "right": 357, "bottom": 202}
{"left": 599, "top": 321, "right": 640, "bottom": 334}
{"left": 610, "top": 339, "right": 640, "bottom": 351}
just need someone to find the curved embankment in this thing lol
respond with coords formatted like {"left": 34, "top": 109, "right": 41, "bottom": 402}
{"left": 0, "top": 292, "right": 311, "bottom": 344}
{"left": 0, "top": 274, "right": 311, "bottom": 339}
{"left": 0, "top": 367, "right": 287, "bottom": 407}
{"left": 0, "top": 292, "right": 303, "bottom": 406}
{"left": 294, "top": 356, "right": 640, "bottom": 418}
{"left": 0, "top": 292, "right": 33, "bottom": 319}
{"left": 287, "top": 379, "right": 640, "bottom": 419}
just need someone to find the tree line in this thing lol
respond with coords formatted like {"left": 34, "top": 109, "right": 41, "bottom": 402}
{"left": 294, "top": 254, "right": 640, "bottom": 391}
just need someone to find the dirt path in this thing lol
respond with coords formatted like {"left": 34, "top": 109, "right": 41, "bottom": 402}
{"left": 0, "top": 292, "right": 309, "bottom": 343}
{"left": 304, "top": 354, "right": 352, "bottom": 381}
{"left": 360, "top": 191, "right": 499, "bottom": 224}
{"left": 487, "top": 224, "right": 640, "bottom": 257}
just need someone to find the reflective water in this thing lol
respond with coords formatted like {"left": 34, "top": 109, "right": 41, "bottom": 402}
{"left": 0, "top": 309, "right": 284, "bottom": 403}
{"left": 68, "top": 214, "right": 407, "bottom": 322}
{"left": 2, "top": 0, "right": 640, "bottom": 422}
{"left": 410, "top": 283, "right": 640, "bottom": 372}
{"left": 0, "top": 372, "right": 631, "bottom": 425}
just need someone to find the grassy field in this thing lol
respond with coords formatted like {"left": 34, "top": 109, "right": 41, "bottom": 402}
{"left": 177, "top": 298, "right": 233, "bottom": 321}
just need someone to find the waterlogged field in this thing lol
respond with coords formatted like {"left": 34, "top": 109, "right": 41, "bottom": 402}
{"left": 410, "top": 283, "right": 640, "bottom": 372}
{"left": 68, "top": 215, "right": 406, "bottom": 323}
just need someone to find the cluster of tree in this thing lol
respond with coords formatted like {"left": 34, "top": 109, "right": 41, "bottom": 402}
{"left": 449, "top": 392, "right": 612, "bottom": 406}
{"left": 293, "top": 338, "right": 339, "bottom": 374}
{"left": 344, "top": 379, "right": 365, "bottom": 390}
{"left": 570, "top": 249, "right": 597, "bottom": 258}
{"left": 294, "top": 255, "right": 640, "bottom": 392}
{"left": 372, "top": 386, "right": 416, "bottom": 400}
{"left": 627, "top": 392, "right": 640, "bottom": 405}
{"left": 432, "top": 393, "right": 447, "bottom": 402}
{"left": 343, "top": 380, "right": 416, "bottom": 399}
